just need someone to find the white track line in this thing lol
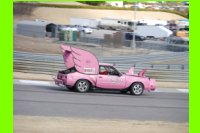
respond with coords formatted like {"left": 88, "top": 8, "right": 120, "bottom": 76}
{"left": 177, "top": 89, "right": 189, "bottom": 93}
{"left": 19, "top": 80, "right": 51, "bottom": 86}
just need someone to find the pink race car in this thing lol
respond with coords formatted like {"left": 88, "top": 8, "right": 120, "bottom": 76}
{"left": 54, "top": 45, "right": 156, "bottom": 95}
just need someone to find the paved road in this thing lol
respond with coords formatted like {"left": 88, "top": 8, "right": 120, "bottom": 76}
{"left": 14, "top": 84, "right": 188, "bottom": 123}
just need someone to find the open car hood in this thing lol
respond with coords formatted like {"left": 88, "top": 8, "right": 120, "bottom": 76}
{"left": 126, "top": 66, "right": 147, "bottom": 77}
{"left": 138, "top": 69, "right": 147, "bottom": 77}
{"left": 61, "top": 45, "right": 99, "bottom": 74}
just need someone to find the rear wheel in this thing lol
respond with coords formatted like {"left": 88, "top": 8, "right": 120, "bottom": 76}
{"left": 130, "top": 82, "right": 144, "bottom": 96}
{"left": 75, "top": 80, "right": 90, "bottom": 93}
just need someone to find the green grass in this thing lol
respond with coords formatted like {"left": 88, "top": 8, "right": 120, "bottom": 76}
{"left": 37, "top": 3, "right": 188, "bottom": 18}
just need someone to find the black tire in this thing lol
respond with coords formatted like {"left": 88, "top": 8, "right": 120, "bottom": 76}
{"left": 75, "top": 80, "right": 90, "bottom": 93}
{"left": 130, "top": 82, "right": 144, "bottom": 96}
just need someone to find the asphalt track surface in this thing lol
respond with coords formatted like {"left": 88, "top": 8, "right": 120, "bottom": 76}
{"left": 14, "top": 83, "right": 188, "bottom": 123}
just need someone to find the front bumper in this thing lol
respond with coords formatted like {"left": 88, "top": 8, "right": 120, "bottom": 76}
{"left": 149, "top": 79, "right": 156, "bottom": 91}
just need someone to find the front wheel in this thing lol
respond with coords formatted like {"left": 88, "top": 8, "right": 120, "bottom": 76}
{"left": 130, "top": 83, "right": 144, "bottom": 96}
{"left": 75, "top": 80, "right": 90, "bottom": 93}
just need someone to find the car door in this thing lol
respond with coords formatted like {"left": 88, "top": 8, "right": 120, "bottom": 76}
{"left": 96, "top": 66, "right": 126, "bottom": 89}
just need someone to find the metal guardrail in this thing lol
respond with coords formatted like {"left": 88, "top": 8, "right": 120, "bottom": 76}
{"left": 14, "top": 51, "right": 188, "bottom": 82}
{"left": 14, "top": 50, "right": 188, "bottom": 65}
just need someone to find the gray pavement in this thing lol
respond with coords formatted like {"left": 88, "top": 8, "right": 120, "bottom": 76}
{"left": 14, "top": 83, "right": 188, "bottom": 123}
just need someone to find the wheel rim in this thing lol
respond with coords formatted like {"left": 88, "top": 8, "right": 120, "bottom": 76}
{"left": 77, "top": 81, "right": 88, "bottom": 92}
{"left": 133, "top": 84, "right": 143, "bottom": 95}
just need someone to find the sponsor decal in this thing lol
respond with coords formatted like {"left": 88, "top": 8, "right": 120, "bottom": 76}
{"left": 84, "top": 68, "right": 96, "bottom": 74}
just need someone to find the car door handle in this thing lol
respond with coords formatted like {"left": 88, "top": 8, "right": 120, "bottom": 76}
{"left": 99, "top": 76, "right": 102, "bottom": 78}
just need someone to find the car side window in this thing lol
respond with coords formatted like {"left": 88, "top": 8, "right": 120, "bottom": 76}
{"left": 99, "top": 66, "right": 120, "bottom": 76}
{"left": 99, "top": 66, "right": 108, "bottom": 75}
{"left": 106, "top": 66, "right": 120, "bottom": 76}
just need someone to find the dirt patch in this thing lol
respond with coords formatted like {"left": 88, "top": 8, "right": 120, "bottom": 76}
{"left": 14, "top": 115, "right": 188, "bottom": 133}
{"left": 14, "top": 72, "right": 53, "bottom": 81}
{"left": 156, "top": 81, "right": 188, "bottom": 89}
{"left": 39, "top": 2, "right": 89, "bottom": 6}
{"left": 14, "top": 35, "right": 61, "bottom": 54}
{"left": 14, "top": 34, "right": 169, "bottom": 56}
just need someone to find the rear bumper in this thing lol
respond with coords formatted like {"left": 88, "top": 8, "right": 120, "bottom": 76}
{"left": 54, "top": 78, "right": 64, "bottom": 86}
